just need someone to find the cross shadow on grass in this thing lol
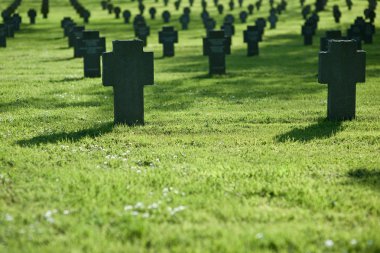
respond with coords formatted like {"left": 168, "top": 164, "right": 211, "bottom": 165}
{"left": 347, "top": 168, "right": 380, "bottom": 191}
{"left": 275, "top": 118, "right": 344, "bottom": 142}
{"left": 16, "top": 122, "right": 114, "bottom": 146}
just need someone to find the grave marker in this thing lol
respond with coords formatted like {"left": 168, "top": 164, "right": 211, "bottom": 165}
{"left": 179, "top": 14, "right": 190, "bottom": 30}
{"left": 319, "top": 40, "right": 366, "bottom": 120}
{"left": 102, "top": 40, "right": 154, "bottom": 125}
{"left": 123, "top": 10, "right": 131, "bottom": 23}
{"left": 162, "top": 10, "right": 171, "bottom": 23}
{"left": 114, "top": 7, "right": 121, "bottom": 18}
{"left": 78, "top": 31, "right": 106, "bottom": 77}
{"left": 27, "top": 9, "right": 37, "bottom": 24}
{"left": 158, "top": 26, "right": 178, "bottom": 57}
{"left": 149, "top": 7, "right": 157, "bottom": 19}
{"left": 203, "top": 30, "right": 230, "bottom": 75}
{"left": 134, "top": 22, "right": 150, "bottom": 46}
{"left": 244, "top": 25, "right": 260, "bottom": 56}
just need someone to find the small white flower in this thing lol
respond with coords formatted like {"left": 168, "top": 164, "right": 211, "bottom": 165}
{"left": 325, "top": 239, "right": 334, "bottom": 248}
{"left": 124, "top": 205, "right": 133, "bottom": 211}
{"left": 5, "top": 214, "right": 13, "bottom": 222}
{"left": 148, "top": 203, "right": 159, "bottom": 209}
{"left": 131, "top": 211, "right": 139, "bottom": 216}
{"left": 256, "top": 233, "right": 264, "bottom": 239}
{"left": 142, "top": 212, "right": 150, "bottom": 218}
{"left": 350, "top": 239, "right": 357, "bottom": 245}
{"left": 63, "top": 210, "right": 70, "bottom": 215}
{"left": 46, "top": 216, "right": 55, "bottom": 223}
{"left": 134, "top": 202, "right": 144, "bottom": 209}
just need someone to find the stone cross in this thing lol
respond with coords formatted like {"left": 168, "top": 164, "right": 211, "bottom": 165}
{"left": 114, "top": 7, "right": 121, "bottom": 18}
{"left": 203, "top": 30, "right": 230, "bottom": 75}
{"left": 78, "top": 31, "right": 106, "bottom": 77}
{"left": 221, "top": 22, "right": 235, "bottom": 38}
{"left": 346, "top": 0, "right": 352, "bottom": 10}
{"left": 243, "top": 25, "right": 260, "bottom": 56}
{"left": 134, "top": 22, "right": 150, "bottom": 46}
{"left": 174, "top": 0, "right": 181, "bottom": 10}
{"left": 318, "top": 40, "right": 366, "bottom": 120}
{"left": 68, "top": 25, "right": 85, "bottom": 48}
{"left": 158, "top": 26, "right": 178, "bottom": 57}
{"left": 268, "top": 13, "right": 278, "bottom": 29}
{"left": 7, "top": 15, "right": 21, "bottom": 32}
{"left": 248, "top": 4, "right": 254, "bottom": 14}
{"left": 179, "top": 14, "right": 190, "bottom": 30}
{"left": 204, "top": 18, "right": 216, "bottom": 32}
{"left": 27, "top": 9, "right": 37, "bottom": 24}
{"left": 41, "top": 0, "right": 49, "bottom": 18}
{"left": 302, "top": 24, "right": 314, "bottom": 45}
{"left": 217, "top": 4, "right": 224, "bottom": 14}
{"left": 239, "top": 11, "right": 248, "bottom": 23}
{"left": 149, "top": 7, "right": 156, "bottom": 19}
{"left": 102, "top": 40, "right": 154, "bottom": 125}
{"left": 101, "top": 0, "right": 107, "bottom": 10}
{"left": 63, "top": 21, "right": 76, "bottom": 37}
{"left": 123, "top": 10, "right": 131, "bottom": 23}
{"left": 333, "top": 5, "right": 341, "bottom": 23}
{"left": 229, "top": 0, "right": 235, "bottom": 10}
{"left": 107, "top": 3, "right": 114, "bottom": 14}
{"left": 162, "top": 10, "right": 171, "bottom": 23}
{"left": 138, "top": 3, "right": 145, "bottom": 15}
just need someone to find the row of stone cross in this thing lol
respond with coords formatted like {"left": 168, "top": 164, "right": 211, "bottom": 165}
{"left": 0, "top": 0, "right": 22, "bottom": 48}
{"left": 102, "top": 0, "right": 284, "bottom": 30}
{"left": 301, "top": 0, "right": 376, "bottom": 47}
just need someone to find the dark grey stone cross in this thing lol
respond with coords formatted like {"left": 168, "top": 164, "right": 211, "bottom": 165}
{"left": 78, "top": 31, "right": 106, "bottom": 77}
{"left": 102, "top": 40, "right": 154, "bottom": 125}
{"left": 318, "top": 40, "right": 366, "bottom": 121}
{"left": 203, "top": 30, "right": 230, "bottom": 75}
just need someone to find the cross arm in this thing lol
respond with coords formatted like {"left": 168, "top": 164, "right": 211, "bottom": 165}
{"left": 140, "top": 52, "right": 154, "bottom": 86}
{"left": 354, "top": 50, "right": 366, "bottom": 83}
{"left": 318, "top": 51, "right": 331, "bottom": 84}
{"left": 102, "top": 52, "right": 115, "bottom": 87}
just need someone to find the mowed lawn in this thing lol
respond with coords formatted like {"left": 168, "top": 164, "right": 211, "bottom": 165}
{"left": 0, "top": 0, "right": 379, "bottom": 252}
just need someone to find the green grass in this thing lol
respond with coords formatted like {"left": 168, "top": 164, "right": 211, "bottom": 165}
{"left": 1, "top": 0, "right": 380, "bottom": 252}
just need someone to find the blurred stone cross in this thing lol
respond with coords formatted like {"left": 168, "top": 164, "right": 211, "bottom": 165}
{"left": 318, "top": 40, "right": 366, "bottom": 121}
{"left": 243, "top": 25, "right": 260, "bottom": 56}
{"left": 78, "top": 31, "right": 106, "bottom": 77}
{"left": 203, "top": 30, "right": 230, "bottom": 75}
{"left": 102, "top": 40, "right": 154, "bottom": 125}
{"left": 158, "top": 26, "right": 178, "bottom": 57}
{"left": 134, "top": 22, "right": 150, "bottom": 46}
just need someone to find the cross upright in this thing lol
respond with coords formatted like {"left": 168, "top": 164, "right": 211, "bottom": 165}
{"left": 318, "top": 40, "right": 366, "bottom": 121}
{"left": 203, "top": 30, "right": 230, "bottom": 75}
{"left": 78, "top": 31, "right": 106, "bottom": 77}
{"left": 102, "top": 40, "right": 154, "bottom": 125}
{"left": 158, "top": 26, "right": 178, "bottom": 57}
